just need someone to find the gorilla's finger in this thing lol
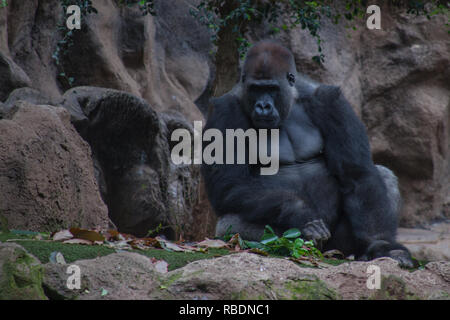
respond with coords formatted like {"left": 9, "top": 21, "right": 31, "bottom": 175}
{"left": 316, "top": 219, "right": 331, "bottom": 239}
{"left": 303, "top": 219, "right": 330, "bottom": 241}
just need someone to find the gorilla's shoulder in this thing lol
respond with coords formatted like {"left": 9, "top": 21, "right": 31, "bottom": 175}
{"left": 206, "top": 91, "right": 248, "bottom": 130}
{"left": 210, "top": 92, "right": 242, "bottom": 112}
{"left": 313, "top": 85, "right": 342, "bottom": 102}
{"left": 299, "top": 84, "right": 343, "bottom": 108}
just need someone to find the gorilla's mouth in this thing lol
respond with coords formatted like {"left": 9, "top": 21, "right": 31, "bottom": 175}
{"left": 252, "top": 117, "right": 279, "bottom": 129}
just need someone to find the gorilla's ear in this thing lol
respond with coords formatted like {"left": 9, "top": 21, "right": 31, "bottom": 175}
{"left": 287, "top": 72, "right": 295, "bottom": 86}
{"left": 313, "top": 85, "right": 342, "bottom": 102}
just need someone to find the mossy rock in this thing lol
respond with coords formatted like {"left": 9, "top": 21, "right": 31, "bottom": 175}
{"left": 278, "top": 277, "right": 340, "bottom": 300}
{"left": 0, "top": 243, "right": 47, "bottom": 300}
{"left": 370, "top": 275, "right": 419, "bottom": 300}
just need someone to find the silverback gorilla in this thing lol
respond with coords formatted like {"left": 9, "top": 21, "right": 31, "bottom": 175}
{"left": 201, "top": 40, "right": 413, "bottom": 267}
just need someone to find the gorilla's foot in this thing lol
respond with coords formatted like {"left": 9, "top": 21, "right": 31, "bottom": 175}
{"left": 388, "top": 250, "right": 415, "bottom": 269}
{"left": 215, "top": 214, "right": 265, "bottom": 241}
{"left": 360, "top": 240, "right": 415, "bottom": 268}
{"left": 301, "top": 219, "right": 331, "bottom": 249}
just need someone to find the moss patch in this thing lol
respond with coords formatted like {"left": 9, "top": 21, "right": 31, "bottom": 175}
{"left": 0, "top": 246, "right": 47, "bottom": 300}
{"left": 136, "top": 248, "right": 231, "bottom": 271}
{"left": 370, "top": 275, "right": 419, "bottom": 300}
{"left": 12, "top": 240, "right": 116, "bottom": 264}
{"left": 1, "top": 231, "right": 232, "bottom": 271}
{"left": 279, "top": 278, "right": 340, "bottom": 300}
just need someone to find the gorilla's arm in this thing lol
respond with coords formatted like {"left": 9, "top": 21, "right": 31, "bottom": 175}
{"left": 302, "top": 85, "right": 403, "bottom": 254}
{"left": 202, "top": 94, "right": 308, "bottom": 229}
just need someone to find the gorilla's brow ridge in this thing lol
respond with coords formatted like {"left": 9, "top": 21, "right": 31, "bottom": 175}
{"left": 244, "top": 41, "right": 295, "bottom": 79}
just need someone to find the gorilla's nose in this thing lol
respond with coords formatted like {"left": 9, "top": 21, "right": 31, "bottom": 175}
{"left": 255, "top": 101, "right": 274, "bottom": 117}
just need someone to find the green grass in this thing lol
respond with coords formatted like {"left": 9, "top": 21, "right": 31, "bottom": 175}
{"left": 0, "top": 231, "right": 232, "bottom": 271}
{"left": 0, "top": 230, "right": 44, "bottom": 242}
{"left": 0, "top": 230, "right": 348, "bottom": 271}
{"left": 17, "top": 240, "right": 116, "bottom": 264}
{"left": 322, "top": 258, "right": 348, "bottom": 266}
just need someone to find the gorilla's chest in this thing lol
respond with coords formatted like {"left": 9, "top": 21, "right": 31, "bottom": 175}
{"left": 278, "top": 103, "right": 324, "bottom": 165}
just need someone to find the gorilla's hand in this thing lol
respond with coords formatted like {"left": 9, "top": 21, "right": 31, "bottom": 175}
{"left": 301, "top": 219, "right": 331, "bottom": 249}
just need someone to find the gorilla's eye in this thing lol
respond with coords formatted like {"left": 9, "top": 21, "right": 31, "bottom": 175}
{"left": 287, "top": 73, "right": 295, "bottom": 86}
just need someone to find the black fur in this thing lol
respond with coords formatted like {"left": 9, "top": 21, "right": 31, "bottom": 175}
{"left": 302, "top": 85, "right": 411, "bottom": 259}
{"left": 201, "top": 43, "right": 413, "bottom": 267}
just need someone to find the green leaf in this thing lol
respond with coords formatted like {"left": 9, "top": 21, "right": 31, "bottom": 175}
{"left": 261, "top": 225, "right": 278, "bottom": 244}
{"left": 260, "top": 233, "right": 278, "bottom": 245}
{"left": 282, "top": 228, "right": 301, "bottom": 239}
{"left": 244, "top": 241, "right": 266, "bottom": 249}
{"left": 264, "top": 225, "right": 275, "bottom": 235}
{"left": 294, "top": 238, "right": 305, "bottom": 248}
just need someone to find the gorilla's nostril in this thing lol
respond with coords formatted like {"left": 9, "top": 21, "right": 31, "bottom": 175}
{"left": 263, "top": 103, "right": 272, "bottom": 110}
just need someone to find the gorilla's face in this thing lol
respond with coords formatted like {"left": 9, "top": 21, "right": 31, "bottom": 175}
{"left": 242, "top": 73, "right": 296, "bottom": 129}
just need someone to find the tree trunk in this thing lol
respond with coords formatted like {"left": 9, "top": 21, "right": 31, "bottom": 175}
{"left": 211, "top": 1, "right": 246, "bottom": 97}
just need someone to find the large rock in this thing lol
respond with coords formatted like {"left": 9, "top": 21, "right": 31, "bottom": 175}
{"left": 0, "top": 101, "right": 109, "bottom": 232}
{"left": 0, "top": 0, "right": 211, "bottom": 121}
{"left": 358, "top": 9, "right": 449, "bottom": 226}
{"left": 43, "top": 251, "right": 160, "bottom": 300}
{"left": 0, "top": 53, "right": 31, "bottom": 101}
{"left": 0, "top": 243, "right": 47, "bottom": 300}
{"left": 0, "top": 0, "right": 448, "bottom": 230}
{"left": 3, "top": 87, "right": 55, "bottom": 111}
{"left": 280, "top": 4, "right": 450, "bottom": 226}
{"left": 151, "top": 253, "right": 450, "bottom": 300}
{"left": 59, "top": 86, "right": 205, "bottom": 238}
{"left": 42, "top": 251, "right": 450, "bottom": 300}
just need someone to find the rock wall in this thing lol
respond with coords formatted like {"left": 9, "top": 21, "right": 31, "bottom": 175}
{"left": 272, "top": 3, "right": 449, "bottom": 226}
{"left": 0, "top": 0, "right": 211, "bottom": 121}
{"left": 0, "top": 1, "right": 448, "bottom": 231}
{"left": 0, "top": 101, "right": 109, "bottom": 231}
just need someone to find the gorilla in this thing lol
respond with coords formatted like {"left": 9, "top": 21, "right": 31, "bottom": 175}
{"left": 201, "top": 40, "right": 413, "bottom": 267}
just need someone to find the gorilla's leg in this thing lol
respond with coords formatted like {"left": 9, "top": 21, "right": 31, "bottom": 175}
{"left": 216, "top": 197, "right": 332, "bottom": 246}
{"left": 214, "top": 165, "right": 339, "bottom": 245}
{"left": 216, "top": 214, "right": 266, "bottom": 241}
{"left": 329, "top": 165, "right": 413, "bottom": 267}
{"left": 365, "top": 166, "right": 413, "bottom": 267}
{"left": 376, "top": 165, "right": 401, "bottom": 216}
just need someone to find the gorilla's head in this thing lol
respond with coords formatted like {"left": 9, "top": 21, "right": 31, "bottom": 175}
{"left": 240, "top": 41, "right": 298, "bottom": 129}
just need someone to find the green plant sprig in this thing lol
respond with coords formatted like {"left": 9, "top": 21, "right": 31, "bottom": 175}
{"left": 224, "top": 225, "right": 323, "bottom": 259}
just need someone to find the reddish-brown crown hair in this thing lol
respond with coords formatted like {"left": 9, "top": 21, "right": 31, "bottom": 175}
{"left": 243, "top": 41, "right": 296, "bottom": 80}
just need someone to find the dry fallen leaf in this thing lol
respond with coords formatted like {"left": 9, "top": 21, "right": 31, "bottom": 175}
{"left": 323, "top": 249, "right": 345, "bottom": 259}
{"left": 69, "top": 228, "right": 105, "bottom": 242}
{"left": 162, "top": 241, "right": 186, "bottom": 252}
{"left": 52, "top": 230, "right": 74, "bottom": 241}
{"left": 103, "top": 229, "right": 120, "bottom": 241}
{"left": 196, "top": 238, "right": 228, "bottom": 249}
{"left": 104, "top": 240, "right": 132, "bottom": 250}
{"left": 248, "top": 248, "right": 269, "bottom": 256}
{"left": 63, "top": 238, "right": 92, "bottom": 245}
